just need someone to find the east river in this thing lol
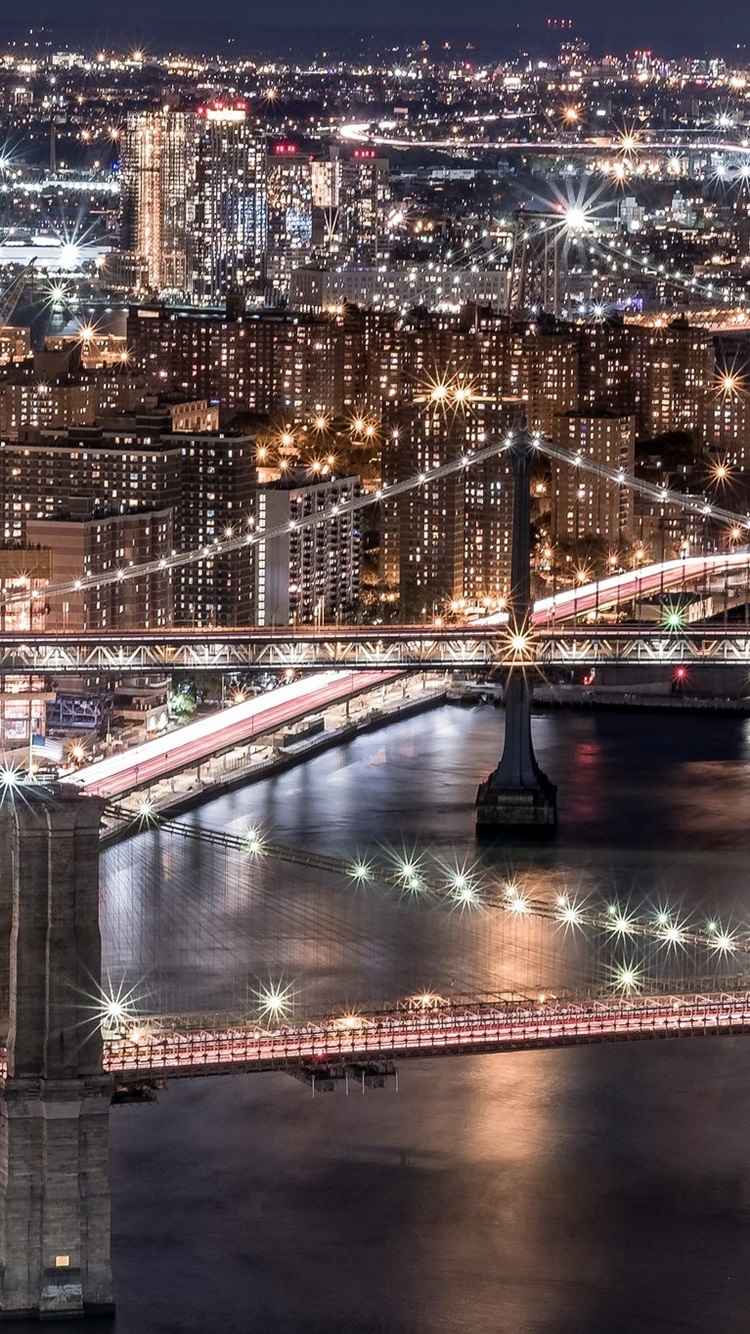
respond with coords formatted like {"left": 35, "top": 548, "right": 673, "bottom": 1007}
{"left": 32, "top": 706, "right": 750, "bottom": 1333}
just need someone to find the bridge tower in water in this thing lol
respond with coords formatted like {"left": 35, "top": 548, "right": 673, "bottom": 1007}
{"left": 476, "top": 424, "right": 557, "bottom": 836}
{"left": 0, "top": 786, "right": 113, "bottom": 1319}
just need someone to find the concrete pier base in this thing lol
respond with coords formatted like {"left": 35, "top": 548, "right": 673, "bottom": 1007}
{"left": 0, "top": 1078, "right": 114, "bottom": 1320}
{"left": 476, "top": 670, "right": 557, "bottom": 838}
{"left": 0, "top": 787, "right": 113, "bottom": 1321}
{"left": 475, "top": 772, "right": 557, "bottom": 837}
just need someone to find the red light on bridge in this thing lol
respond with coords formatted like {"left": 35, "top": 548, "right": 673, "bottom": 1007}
{"left": 674, "top": 666, "right": 687, "bottom": 680}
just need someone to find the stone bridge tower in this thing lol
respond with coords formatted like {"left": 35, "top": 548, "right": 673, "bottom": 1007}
{"left": 0, "top": 786, "right": 113, "bottom": 1319}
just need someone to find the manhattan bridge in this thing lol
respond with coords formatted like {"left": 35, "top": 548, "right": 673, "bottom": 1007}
{"left": 3, "top": 424, "right": 750, "bottom": 1318}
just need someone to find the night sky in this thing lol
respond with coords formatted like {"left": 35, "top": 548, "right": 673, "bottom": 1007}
{"left": 7, "top": 1, "right": 750, "bottom": 59}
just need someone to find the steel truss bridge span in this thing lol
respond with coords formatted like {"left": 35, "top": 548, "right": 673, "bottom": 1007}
{"left": 10, "top": 623, "right": 750, "bottom": 674}
{"left": 100, "top": 992, "right": 750, "bottom": 1082}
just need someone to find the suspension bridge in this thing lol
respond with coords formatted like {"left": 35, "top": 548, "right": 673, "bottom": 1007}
{"left": 2, "top": 428, "right": 747, "bottom": 614}
{"left": 89, "top": 775, "right": 750, "bottom": 1080}
{"left": 80, "top": 795, "right": 750, "bottom": 1101}
{"left": 0, "top": 704, "right": 747, "bottom": 1316}
{"left": 2, "top": 420, "right": 750, "bottom": 1317}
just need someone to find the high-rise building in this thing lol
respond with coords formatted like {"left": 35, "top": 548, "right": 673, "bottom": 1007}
{"left": 312, "top": 147, "right": 389, "bottom": 265}
{"left": 705, "top": 333, "right": 750, "bottom": 470}
{"left": 27, "top": 508, "right": 174, "bottom": 631}
{"left": 636, "top": 317, "right": 713, "bottom": 439}
{"left": 290, "top": 265, "right": 508, "bottom": 314}
{"left": 577, "top": 319, "right": 639, "bottom": 417}
{"left": 126, "top": 304, "right": 344, "bottom": 418}
{"left": 0, "top": 424, "right": 256, "bottom": 626}
{"left": 381, "top": 396, "right": 519, "bottom": 616}
{"left": 0, "top": 370, "right": 99, "bottom": 437}
{"left": 512, "top": 322, "right": 580, "bottom": 437}
{"left": 266, "top": 143, "right": 313, "bottom": 297}
{"left": 0, "top": 326, "right": 30, "bottom": 364}
{"left": 190, "top": 104, "right": 267, "bottom": 304}
{"left": 709, "top": 383, "right": 750, "bottom": 471}
{"left": 339, "top": 307, "right": 402, "bottom": 414}
{"left": 253, "top": 471, "right": 361, "bottom": 625}
{"left": 550, "top": 412, "right": 636, "bottom": 549}
{"left": 120, "top": 108, "right": 196, "bottom": 293}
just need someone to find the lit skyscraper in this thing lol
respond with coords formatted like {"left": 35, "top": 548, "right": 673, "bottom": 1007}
{"left": 311, "top": 146, "right": 390, "bottom": 264}
{"left": 266, "top": 142, "right": 313, "bottom": 298}
{"left": 120, "top": 107, "right": 197, "bottom": 294}
{"left": 550, "top": 412, "right": 636, "bottom": 549}
{"left": 190, "top": 104, "right": 267, "bottom": 305}
{"left": 382, "top": 395, "right": 518, "bottom": 617}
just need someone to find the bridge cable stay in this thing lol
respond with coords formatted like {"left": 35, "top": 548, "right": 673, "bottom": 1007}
{"left": 99, "top": 822, "right": 605, "bottom": 1024}
{"left": 584, "top": 227, "right": 738, "bottom": 311}
{"left": 0, "top": 258, "right": 36, "bottom": 326}
{"left": 111, "top": 804, "right": 750, "bottom": 955}
{"left": 97, "top": 808, "right": 750, "bottom": 1030}
{"left": 3, "top": 431, "right": 748, "bottom": 611}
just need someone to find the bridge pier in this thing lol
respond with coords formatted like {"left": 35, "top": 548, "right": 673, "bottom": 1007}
{"left": 0, "top": 787, "right": 113, "bottom": 1320}
{"left": 476, "top": 425, "right": 556, "bottom": 837}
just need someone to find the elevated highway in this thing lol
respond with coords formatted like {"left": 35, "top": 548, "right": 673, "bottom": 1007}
{"left": 72, "top": 669, "right": 399, "bottom": 800}
{"left": 340, "top": 121, "right": 750, "bottom": 157}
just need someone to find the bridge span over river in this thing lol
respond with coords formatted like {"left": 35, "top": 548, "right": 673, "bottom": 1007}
{"left": 0, "top": 767, "right": 748, "bottom": 1319}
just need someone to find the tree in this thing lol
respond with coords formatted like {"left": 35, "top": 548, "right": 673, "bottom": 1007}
{"left": 170, "top": 689, "right": 197, "bottom": 721}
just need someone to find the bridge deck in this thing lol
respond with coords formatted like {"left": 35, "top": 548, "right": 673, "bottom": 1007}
{"left": 87, "top": 994, "right": 750, "bottom": 1083}
{"left": 3, "top": 622, "right": 750, "bottom": 673}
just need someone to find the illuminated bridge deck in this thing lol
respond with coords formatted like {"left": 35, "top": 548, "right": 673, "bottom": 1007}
{"left": 96, "top": 993, "right": 750, "bottom": 1083}
{"left": 6, "top": 624, "right": 750, "bottom": 673}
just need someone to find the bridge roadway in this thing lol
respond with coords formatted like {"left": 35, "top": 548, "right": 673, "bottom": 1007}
{"left": 340, "top": 122, "right": 750, "bottom": 156}
{"left": 73, "top": 669, "right": 399, "bottom": 800}
{"left": 98, "top": 992, "right": 750, "bottom": 1083}
{"left": 3, "top": 556, "right": 747, "bottom": 674}
{"left": 531, "top": 553, "right": 750, "bottom": 624}
{"left": 14, "top": 623, "right": 750, "bottom": 676}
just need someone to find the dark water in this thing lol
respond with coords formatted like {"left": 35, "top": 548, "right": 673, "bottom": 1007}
{"left": 47, "top": 709, "right": 750, "bottom": 1331}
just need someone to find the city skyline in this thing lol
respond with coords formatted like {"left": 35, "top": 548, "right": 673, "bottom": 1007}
{"left": 0, "top": 9, "right": 750, "bottom": 1329}
{"left": 7, "top": 4, "right": 750, "bottom": 59}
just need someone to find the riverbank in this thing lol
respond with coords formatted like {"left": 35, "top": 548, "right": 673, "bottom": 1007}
{"left": 532, "top": 688, "right": 750, "bottom": 716}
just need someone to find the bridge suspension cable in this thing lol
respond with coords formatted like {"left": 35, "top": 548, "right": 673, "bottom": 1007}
{"left": 8, "top": 428, "right": 747, "bottom": 612}
{"left": 532, "top": 434, "right": 750, "bottom": 531}
{"left": 106, "top": 805, "right": 748, "bottom": 960}
{"left": 2, "top": 434, "right": 512, "bottom": 608}
{"left": 584, "top": 228, "right": 747, "bottom": 312}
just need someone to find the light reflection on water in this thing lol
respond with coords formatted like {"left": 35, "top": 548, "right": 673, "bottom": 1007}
{"left": 100, "top": 706, "right": 750, "bottom": 1019}
{"left": 83, "top": 706, "right": 750, "bottom": 1334}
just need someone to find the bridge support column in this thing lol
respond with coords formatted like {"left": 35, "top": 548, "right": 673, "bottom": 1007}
{"left": 0, "top": 787, "right": 113, "bottom": 1320}
{"left": 476, "top": 425, "right": 556, "bottom": 837}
